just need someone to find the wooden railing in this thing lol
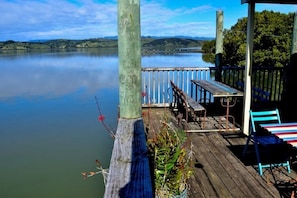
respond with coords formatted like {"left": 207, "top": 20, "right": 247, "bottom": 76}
{"left": 141, "top": 67, "right": 213, "bottom": 107}
{"left": 219, "top": 66, "right": 284, "bottom": 103}
{"left": 141, "top": 66, "right": 285, "bottom": 107}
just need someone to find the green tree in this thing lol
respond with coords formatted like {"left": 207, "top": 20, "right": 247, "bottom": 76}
{"left": 202, "top": 11, "right": 294, "bottom": 67}
{"left": 201, "top": 39, "right": 215, "bottom": 53}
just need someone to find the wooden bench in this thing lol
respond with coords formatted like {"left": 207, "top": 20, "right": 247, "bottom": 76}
{"left": 236, "top": 81, "right": 270, "bottom": 102}
{"left": 252, "top": 87, "right": 270, "bottom": 102}
{"left": 170, "top": 80, "right": 206, "bottom": 128}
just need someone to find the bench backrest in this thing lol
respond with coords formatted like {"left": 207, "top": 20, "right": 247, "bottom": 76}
{"left": 170, "top": 81, "right": 187, "bottom": 104}
{"left": 236, "top": 81, "right": 270, "bottom": 102}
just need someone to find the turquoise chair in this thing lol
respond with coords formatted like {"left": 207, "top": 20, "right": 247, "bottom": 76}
{"left": 242, "top": 109, "right": 291, "bottom": 175}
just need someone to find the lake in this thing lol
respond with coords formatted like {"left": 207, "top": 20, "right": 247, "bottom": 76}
{"left": 0, "top": 48, "right": 213, "bottom": 198}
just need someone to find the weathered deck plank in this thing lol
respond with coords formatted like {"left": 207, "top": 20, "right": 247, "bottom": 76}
{"left": 143, "top": 107, "right": 297, "bottom": 198}
{"left": 190, "top": 133, "right": 236, "bottom": 197}
{"left": 188, "top": 132, "right": 281, "bottom": 197}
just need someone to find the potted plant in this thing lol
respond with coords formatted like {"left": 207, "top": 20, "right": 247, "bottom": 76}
{"left": 146, "top": 114, "right": 194, "bottom": 198}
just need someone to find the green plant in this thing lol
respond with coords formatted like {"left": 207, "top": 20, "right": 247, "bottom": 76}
{"left": 147, "top": 114, "right": 194, "bottom": 197}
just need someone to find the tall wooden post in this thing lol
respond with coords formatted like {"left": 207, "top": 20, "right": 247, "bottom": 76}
{"left": 291, "top": 12, "right": 297, "bottom": 54}
{"left": 242, "top": 2, "right": 255, "bottom": 135}
{"left": 282, "top": 12, "right": 297, "bottom": 122}
{"left": 104, "top": 0, "right": 153, "bottom": 197}
{"left": 118, "top": 2, "right": 142, "bottom": 119}
{"left": 215, "top": 10, "right": 223, "bottom": 82}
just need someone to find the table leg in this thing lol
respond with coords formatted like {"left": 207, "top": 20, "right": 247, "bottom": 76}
{"left": 220, "top": 97, "right": 236, "bottom": 131}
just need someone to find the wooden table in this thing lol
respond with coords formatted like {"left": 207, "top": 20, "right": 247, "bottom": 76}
{"left": 191, "top": 80, "right": 243, "bottom": 131}
{"left": 260, "top": 123, "right": 297, "bottom": 147}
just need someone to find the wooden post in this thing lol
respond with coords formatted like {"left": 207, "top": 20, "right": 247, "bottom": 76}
{"left": 215, "top": 10, "right": 223, "bottom": 82}
{"left": 118, "top": 0, "right": 142, "bottom": 119}
{"left": 242, "top": 2, "right": 255, "bottom": 136}
{"left": 291, "top": 12, "right": 297, "bottom": 54}
{"left": 282, "top": 12, "right": 297, "bottom": 122}
{"left": 104, "top": 0, "right": 153, "bottom": 197}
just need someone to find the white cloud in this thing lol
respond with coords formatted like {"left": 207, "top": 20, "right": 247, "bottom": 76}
{"left": 0, "top": 0, "right": 220, "bottom": 41}
{"left": 6, "top": 0, "right": 296, "bottom": 41}
{"left": 183, "top": 5, "right": 215, "bottom": 15}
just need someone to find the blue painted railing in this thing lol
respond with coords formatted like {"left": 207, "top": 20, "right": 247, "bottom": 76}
{"left": 141, "top": 67, "right": 213, "bottom": 107}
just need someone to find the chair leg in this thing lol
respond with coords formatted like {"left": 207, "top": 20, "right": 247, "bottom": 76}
{"left": 242, "top": 135, "right": 251, "bottom": 157}
{"left": 258, "top": 163, "right": 264, "bottom": 176}
{"left": 242, "top": 136, "right": 265, "bottom": 175}
{"left": 286, "top": 160, "right": 291, "bottom": 173}
{"left": 256, "top": 148, "right": 291, "bottom": 176}
{"left": 254, "top": 142, "right": 264, "bottom": 175}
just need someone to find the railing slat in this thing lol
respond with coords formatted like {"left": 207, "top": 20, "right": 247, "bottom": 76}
{"left": 141, "top": 67, "right": 212, "bottom": 107}
{"left": 142, "top": 66, "right": 284, "bottom": 107}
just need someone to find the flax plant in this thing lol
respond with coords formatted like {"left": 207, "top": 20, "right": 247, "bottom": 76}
{"left": 147, "top": 113, "right": 194, "bottom": 197}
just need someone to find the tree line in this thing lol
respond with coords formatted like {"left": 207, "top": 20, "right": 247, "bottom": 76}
{"left": 0, "top": 37, "right": 205, "bottom": 51}
{"left": 202, "top": 10, "right": 294, "bottom": 67}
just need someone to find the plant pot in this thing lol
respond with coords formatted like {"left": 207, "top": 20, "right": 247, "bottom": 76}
{"left": 156, "top": 185, "right": 188, "bottom": 198}
{"left": 172, "top": 184, "right": 188, "bottom": 198}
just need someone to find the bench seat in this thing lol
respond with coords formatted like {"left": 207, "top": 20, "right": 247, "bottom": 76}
{"left": 236, "top": 81, "right": 270, "bottom": 102}
{"left": 170, "top": 80, "right": 206, "bottom": 128}
{"left": 186, "top": 94, "right": 205, "bottom": 112}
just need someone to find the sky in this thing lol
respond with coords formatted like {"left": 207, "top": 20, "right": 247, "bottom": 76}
{"left": 1, "top": 0, "right": 297, "bottom": 41}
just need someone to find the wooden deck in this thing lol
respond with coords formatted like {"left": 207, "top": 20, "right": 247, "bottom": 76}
{"left": 143, "top": 107, "right": 297, "bottom": 198}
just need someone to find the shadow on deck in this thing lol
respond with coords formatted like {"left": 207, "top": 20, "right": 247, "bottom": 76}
{"left": 143, "top": 107, "right": 297, "bottom": 198}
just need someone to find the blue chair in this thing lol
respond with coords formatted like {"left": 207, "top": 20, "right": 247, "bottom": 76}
{"left": 242, "top": 109, "right": 291, "bottom": 175}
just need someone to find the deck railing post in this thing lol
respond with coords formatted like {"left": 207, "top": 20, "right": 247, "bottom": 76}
{"left": 282, "top": 12, "right": 297, "bottom": 121}
{"left": 104, "top": 1, "right": 153, "bottom": 197}
{"left": 242, "top": 2, "right": 255, "bottom": 136}
{"left": 215, "top": 10, "right": 223, "bottom": 82}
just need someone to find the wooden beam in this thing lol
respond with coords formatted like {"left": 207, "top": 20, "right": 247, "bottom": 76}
{"left": 241, "top": 0, "right": 297, "bottom": 4}
{"left": 104, "top": 118, "right": 153, "bottom": 197}
{"left": 281, "top": 12, "right": 297, "bottom": 122}
{"left": 242, "top": 2, "right": 255, "bottom": 136}
{"left": 291, "top": 12, "right": 297, "bottom": 54}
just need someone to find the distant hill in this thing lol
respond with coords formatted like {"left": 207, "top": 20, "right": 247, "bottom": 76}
{"left": 0, "top": 37, "right": 210, "bottom": 51}
{"left": 103, "top": 36, "right": 214, "bottom": 41}
{"left": 142, "top": 37, "right": 204, "bottom": 49}
{"left": 146, "top": 36, "right": 214, "bottom": 41}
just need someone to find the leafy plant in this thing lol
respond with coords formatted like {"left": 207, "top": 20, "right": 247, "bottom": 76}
{"left": 147, "top": 114, "right": 194, "bottom": 197}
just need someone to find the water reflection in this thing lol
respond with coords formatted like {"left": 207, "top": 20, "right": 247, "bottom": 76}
{"left": 0, "top": 50, "right": 119, "bottom": 99}
{"left": 0, "top": 49, "right": 213, "bottom": 100}
{"left": 0, "top": 49, "right": 213, "bottom": 198}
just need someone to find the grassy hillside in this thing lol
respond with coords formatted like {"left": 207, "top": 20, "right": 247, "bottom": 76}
{"left": 0, "top": 37, "right": 206, "bottom": 51}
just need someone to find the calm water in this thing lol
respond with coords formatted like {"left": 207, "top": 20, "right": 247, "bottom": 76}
{"left": 0, "top": 48, "right": 213, "bottom": 198}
